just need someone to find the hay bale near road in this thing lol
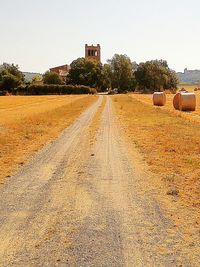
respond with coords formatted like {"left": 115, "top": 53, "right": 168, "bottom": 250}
{"left": 173, "top": 92, "right": 196, "bottom": 111}
{"left": 153, "top": 92, "right": 166, "bottom": 106}
{"left": 173, "top": 92, "right": 181, "bottom": 110}
{"left": 179, "top": 92, "right": 196, "bottom": 111}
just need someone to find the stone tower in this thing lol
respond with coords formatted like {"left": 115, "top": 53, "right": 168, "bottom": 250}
{"left": 85, "top": 44, "right": 101, "bottom": 63}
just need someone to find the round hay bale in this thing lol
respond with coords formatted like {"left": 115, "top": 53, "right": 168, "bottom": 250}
{"left": 179, "top": 92, "right": 196, "bottom": 111}
{"left": 179, "top": 88, "right": 188, "bottom": 92}
{"left": 173, "top": 92, "right": 196, "bottom": 111}
{"left": 153, "top": 92, "right": 166, "bottom": 106}
{"left": 173, "top": 92, "right": 181, "bottom": 110}
{"left": 179, "top": 89, "right": 188, "bottom": 93}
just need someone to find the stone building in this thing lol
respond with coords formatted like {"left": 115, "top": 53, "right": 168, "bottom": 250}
{"left": 85, "top": 44, "right": 101, "bottom": 63}
{"left": 50, "top": 64, "right": 70, "bottom": 81}
{"left": 177, "top": 68, "right": 200, "bottom": 84}
{"left": 49, "top": 44, "right": 101, "bottom": 81}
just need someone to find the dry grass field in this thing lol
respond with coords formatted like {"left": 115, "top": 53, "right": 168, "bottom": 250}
{"left": 0, "top": 95, "right": 88, "bottom": 124}
{"left": 178, "top": 84, "right": 200, "bottom": 92}
{"left": 0, "top": 95, "right": 97, "bottom": 181}
{"left": 131, "top": 85, "right": 200, "bottom": 123}
{"left": 112, "top": 94, "right": 200, "bottom": 210}
{"left": 1, "top": 95, "right": 200, "bottom": 265}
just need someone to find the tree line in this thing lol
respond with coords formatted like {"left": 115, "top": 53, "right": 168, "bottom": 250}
{"left": 0, "top": 55, "right": 178, "bottom": 94}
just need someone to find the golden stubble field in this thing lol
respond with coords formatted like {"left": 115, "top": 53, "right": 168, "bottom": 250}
{"left": 112, "top": 93, "right": 200, "bottom": 210}
{"left": 132, "top": 85, "right": 200, "bottom": 123}
{"left": 0, "top": 95, "right": 97, "bottom": 181}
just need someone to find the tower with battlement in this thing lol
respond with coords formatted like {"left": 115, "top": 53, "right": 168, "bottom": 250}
{"left": 85, "top": 44, "right": 101, "bottom": 63}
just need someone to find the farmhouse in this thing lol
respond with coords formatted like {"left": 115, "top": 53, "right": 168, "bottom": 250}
{"left": 49, "top": 44, "right": 101, "bottom": 80}
{"left": 50, "top": 64, "right": 70, "bottom": 81}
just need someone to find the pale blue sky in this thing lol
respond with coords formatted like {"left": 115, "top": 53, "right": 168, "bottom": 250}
{"left": 0, "top": 0, "right": 199, "bottom": 73}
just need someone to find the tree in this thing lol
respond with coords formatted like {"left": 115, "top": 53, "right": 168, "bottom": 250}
{"left": 135, "top": 60, "right": 178, "bottom": 93}
{"left": 43, "top": 71, "right": 62, "bottom": 85}
{"left": 1, "top": 74, "right": 22, "bottom": 91}
{"left": 0, "top": 63, "right": 24, "bottom": 92}
{"left": 101, "top": 64, "right": 112, "bottom": 90}
{"left": 68, "top": 58, "right": 104, "bottom": 89}
{"left": 31, "top": 74, "right": 42, "bottom": 84}
{"left": 107, "top": 54, "right": 135, "bottom": 92}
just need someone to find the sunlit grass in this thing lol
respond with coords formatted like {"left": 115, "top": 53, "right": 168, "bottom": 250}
{"left": 0, "top": 95, "right": 97, "bottom": 181}
{"left": 131, "top": 85, "right": 200, "bottom": 123}
{"left": 112, "top": 94, "right": 200, "bottom": 208}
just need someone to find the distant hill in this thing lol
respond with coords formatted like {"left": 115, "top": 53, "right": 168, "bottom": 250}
{"left": 23, "top": 72, "right": 42, "bottom": 82}
{"left": 177, "top": 68, "right": 200, "bottom": 84}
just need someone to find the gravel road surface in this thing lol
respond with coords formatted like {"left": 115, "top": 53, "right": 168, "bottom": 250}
{"left": 0, "top": 96, "right": 199, "bottom": 266}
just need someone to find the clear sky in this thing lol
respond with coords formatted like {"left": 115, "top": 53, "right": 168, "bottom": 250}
{"left": 0, "top": 0, "right": 199, "bottom": 73}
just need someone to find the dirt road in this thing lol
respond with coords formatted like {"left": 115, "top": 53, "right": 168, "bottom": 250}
{"left": 0, "top": 96, "right": 199, "bottom": 266}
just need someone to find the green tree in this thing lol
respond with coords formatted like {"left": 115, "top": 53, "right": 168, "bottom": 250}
{"left": 0, "top": 63, "right": 24, "bottom": 92}
{"left": 31, "top": 74, "right": 42, "bottom": 84}
{"left": 43, "top": 71, "right": 62, "bottom": 85}
{"left": 135, "top": 60, "right": 178, "bottom": 93}
{"left": 108, "top": 54, "right": 135, "bottom": 92}
{"left": 1, "top": 74, "right": 22, "bottom": 91}
{"left": 101, "top": 64, "right": 112, "bottom": 90}
{"left": 68, "top": 58, "right": 104, "bottom": 89}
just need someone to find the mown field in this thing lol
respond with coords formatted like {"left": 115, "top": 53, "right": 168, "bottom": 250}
{"left": 0, "top": 95, "right": 97, "bottom": 181}
{"left": 112, "top": 94, "right": 200, "bottom": 211}
{"left": 131, "top": 85, "right": 200, "bottom": 123}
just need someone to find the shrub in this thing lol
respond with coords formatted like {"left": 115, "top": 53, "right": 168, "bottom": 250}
{"left": 0, "top": 74, "right": 22, "bottom": 92}
{"left": 0, "top": 90, "right": 7, "bottom": 96}
{"left": 0, "top": 63, "right": 24, "bottom": 92}
{"left": 43, "top": 71, "right": 63, "bottom": 85}
{"left": 13, "top": 84, "right": 97, "bottom": 95}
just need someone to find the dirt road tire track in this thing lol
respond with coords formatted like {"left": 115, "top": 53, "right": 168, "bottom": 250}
{"left": 0, "top": 96, "right": 102, "bottom": 266}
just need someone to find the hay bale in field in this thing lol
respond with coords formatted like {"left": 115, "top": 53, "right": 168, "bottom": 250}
{"left": 179, "top": 88, "right": 188, "bottom": 92}
{"left": 173, "top": 92, "right": 196, "bottom": 111}
{"left": 153, "top": 92, "right": 166, "bottom": 106}
{"left": 179, "top": 89, "right": 188, "bottom": 93}
{"left": 173, "top": 92, "right": 181, "bottom": 110}
{"left": 179, "top": 92, "right": 196, "bottom": 111}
